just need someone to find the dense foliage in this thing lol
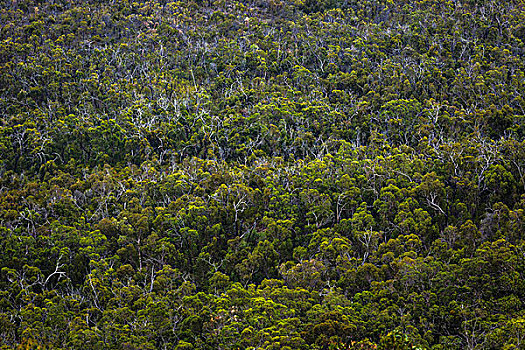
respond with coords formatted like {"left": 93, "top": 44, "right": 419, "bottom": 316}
{"left": 1, "top": 0, "right": 525, "bottom": 348}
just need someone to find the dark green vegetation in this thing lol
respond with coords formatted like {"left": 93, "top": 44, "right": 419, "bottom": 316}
{"left": 1, "top": 0, "right": 525, "bottom": 348}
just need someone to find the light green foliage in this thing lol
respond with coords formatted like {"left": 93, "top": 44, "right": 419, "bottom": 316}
{"left": 0, "top": 0, "right": 524, "bottom": 349}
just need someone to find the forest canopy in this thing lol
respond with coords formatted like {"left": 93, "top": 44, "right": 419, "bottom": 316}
{"left": 1, "top": 0, "right": 525, "bottom": 349}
